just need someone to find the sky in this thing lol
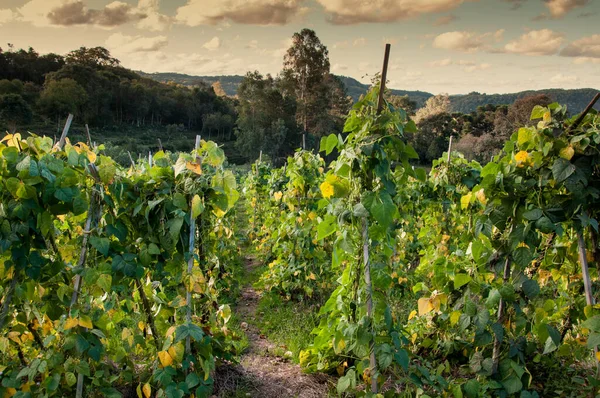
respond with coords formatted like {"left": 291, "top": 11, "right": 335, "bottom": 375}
{"left": 0, "top": 0, "right": 598, "bottom": 94}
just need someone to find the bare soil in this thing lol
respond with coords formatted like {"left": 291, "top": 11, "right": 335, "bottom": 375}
{"left": 214, "top": 257, "right": 333, "bottom": 398}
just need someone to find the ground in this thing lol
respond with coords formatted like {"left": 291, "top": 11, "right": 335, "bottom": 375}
{"left": 214, "top": 256, "right": 333, "bottom": 398}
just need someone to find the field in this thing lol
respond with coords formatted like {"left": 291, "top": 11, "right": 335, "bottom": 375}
{"left": 1, "top": 83, "right": 600, "bottom": 398}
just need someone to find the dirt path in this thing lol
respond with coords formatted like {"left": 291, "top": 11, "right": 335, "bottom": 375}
{"left": 215, "top": 256, "right": 332, "bottom": 398}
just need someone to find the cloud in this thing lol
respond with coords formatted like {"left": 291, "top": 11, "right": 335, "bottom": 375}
{"left": 433, "top": 14, "right": 459, "bottom": 26}
{"left": 0, "top": 9, "right": 17, "bottom": 25}
{"left": 105, "top": 33, "right": 168, "bottom": 54}
{"left": 502, "top": 0, "right": 527, "bottom": 10}
{"left": 16, "top": 0, "right": 170, "bottom": 29}
{"left": 175, "top": 0, "right": 307, "bottom": 26}
{"left": 572, "top": 57, "right": 600, "bottom": 64}
{"left": 246, "top": 40, "right": 259, "bottom": 49}
{"left": 504, "top": 29, "right": 564, "bottom": 55}
{"left": 550, "top": 73, "right": 579, "bottom": 84}
{"left": 202, "top": 37, "right": 222, "bottom": 51}
{"left": 315, "top": 0, "right": 475, "bottom": 24}
{"left": 45, "top": 1, "right": 145, "bottom": 27}
{"left": 136, "top": 0, "right": 171, "bottom": 31}
{"left": 332, "top": 63, "right": 348, "bottom": 72}
{"left": 543, "top": 0, "right": 591, "bottom": 18}
{"left": 353, "top": 38, "right": 367, "bottom": 47}
{"left": 432, "top": 29, "right": 504, "bottom": 52}
{"left": 430, "top": 58, "right": 453, "bottom": 67}
{"left": 463, "top": 62, "right": 491, "bottom": 72}
{"left": 560, "top": 34, "right": 600, "bottom": 58}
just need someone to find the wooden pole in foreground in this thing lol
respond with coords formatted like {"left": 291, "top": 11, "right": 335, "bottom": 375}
{"left": 567, "top": 92, "right": 600, "bottom": 133}
{"left": 158, "top": 138, "right": 163, "bottom": 152}
{"left": 447, "top": 136, "right": 453, "bottom": 163}
{"left": 577, "top": 231, "right": 600, "bottom": 374}
{"left": 85, "top": 124, "right": 92, "bottom": 147}
{"left": 364, "top": 42, "right": 391, "bottom": 394}
{"left": 55, "top": 113, "right": 74, "bottom": 150}
{"left": 186, "top": 136, "right": 202, "bottom": 355}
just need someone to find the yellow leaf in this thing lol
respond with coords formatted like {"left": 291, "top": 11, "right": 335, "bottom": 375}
{"left": 143, "top": 383, "right": 152, "bottom": 398}
{"left": 158, "top": 350, "right": 173, "bottom": 367}
{"left": 560, "top": 145, "right": 574, "bottom": 161}
{"left": 65, "top": 317, "right": 79, "bottom": 330}
{"left": 408, "top": 310, "right": 417, "bottom": 320}
{"left": 319, "top": 181, "right": 334, "bottom": 199}
{"left": 418, "top": 297, "right": 433, "bottom": 316}
{"left": 460, "top": 193, "right": 472, "bottom": 210}
{"left": 186, "top": 162, "right": 202, "bottom": 175}
{"left": 168, "top": 343, "right": 184, "bottom": 364}
{"left": 308, "top": 273, "right": 316, "bottom": 280}
{"left": 79, "top": 315, "right": 93, "bottom": 329}
{"left": 86, "top": 151, "right": 97, "bottom": 163}
{"left": 475, "top": 188, "right": 487, "bottom": 205}
{"left": 138, "top": 321, "right": 146, "bottom": 332}
{"left": 450, "top": 311, "right": 461, "bottom": 326}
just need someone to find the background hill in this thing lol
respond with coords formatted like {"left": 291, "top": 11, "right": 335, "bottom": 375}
{"left": 139, "top": 71, "right": 598, "bottom": 114}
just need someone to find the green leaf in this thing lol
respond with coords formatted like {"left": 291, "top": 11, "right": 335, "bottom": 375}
{"left": 414, "top": 167, "right": 427, "bottom": 182}
{"left": 454, "top": 273, "right": 472, "bottom": 290}
{"left": 502, "top": 375, "right": 523, "bottom": 395}
{"left": 512, "top": 247, "right": 532, "bottom": 268}
{"left": 552, "top": 158, "right": 576, "bottom": 183}
{"left": 530, "top": 105, "right": 547, "bottom": 120}
{"left": 523, "top": 209, "right": 543, "bottom": 221}
{"left": 191, "top": 195, "right": 204, "bottom": 219}
{"left": 90, "top": 236, "right": 110, "bottom": 257}
{"left": 337, "top": 369, "right": 355, "bottom": 394}
{"left": 370, "top": 191, "right": 397, "bottom": 228}
{"left": 522, "top": 279, "right": 540, "bottom": 298}
{"left": 325, "top": 134, "right": 338, "bottom": 155}
{"left": 97, "top": 274, "right": 112, "bottom": 292}
{"left": 185, "top": 373, "right": 200, "bottom": 389}
{"left": 65, "top": 372, "right": 77, "bottom": 387}
{"left": 517, "top": 128, "right": 532, "bottom": 146}
{"left": 463, "top": 380, "right": 480, "bottom": 398}
{"left": 173, "top": 193, "right": 188, "bottom": 211}
{"left": 394, "top": 349, "right": 409, "bottom": 370}
{"left": 582, "top": 316, "right": 600, "bottom": 332}
{"left": 317, "top": 215, "right": 337, "bottom": 240}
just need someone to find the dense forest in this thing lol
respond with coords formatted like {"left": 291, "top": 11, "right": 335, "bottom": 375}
{"left": 0, "top": 30, "right": 597, "bottom": 167}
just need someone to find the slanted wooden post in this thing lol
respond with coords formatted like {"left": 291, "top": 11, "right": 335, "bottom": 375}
{"left": 158, "top": 138, "right": 164, "bottom": 152}
{"left": 127, "top": 151, "right": 136, "bottom": 169}
{"left": 186, "top": 136, "right": 202, "bottom": 355}
{"left": 259, "top": 150, "right": 262, "bottom": 163}
{"left": 447, "top": 136, "right": 453, "bottom": 163}
{"left": 148, "top": 152, "right": 153, "bottom": 167}
{"left": 55, "top": 114, "right": 74, "bottom": 150}
{"left": 364, "top": 43, "right": 391, "bottom": 394}
{"left": 85, "top": 124, "right": 92, "bottom": 147}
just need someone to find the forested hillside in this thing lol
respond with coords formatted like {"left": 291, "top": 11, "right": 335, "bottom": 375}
{"left": 139, "top": 72, "right": 598, "bottom": 114}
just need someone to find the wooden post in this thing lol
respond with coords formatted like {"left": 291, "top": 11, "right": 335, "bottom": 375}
{"left": 195, "top": 135, "right": 201, "bottom": 163}
{"left": 127, "top": 151, "right": 136, "bottom": 169}
{"left": 148, "top": 152, "right": 153, "bottom": 168}
{"left": 577, "top": 231, "right": 600, "bottom": 373}
{"left": 492, "top": 256, "right": 511, "bottom": 374}
{"left": 186, "top": 137, "right": 201, "bottom": 355}
{"left": 259, "top": 150, "right": 262, "bottom": 164}
{"left": 85, "top": 124, "right": 92, "bottom": 147}
{"left": 158, "top": 138, "right": 164, "bottom": 152}
{"left": 447, "top": 136, "right": 453, "bottom": 163}
{"left": 363, "top": 43, "right": 391, "bottom": 394}
{"left": 55, "top": 113, "right": 74, "bottom": 150}
{"left": 567, "top": 93, "right": 600, "bottom": 133}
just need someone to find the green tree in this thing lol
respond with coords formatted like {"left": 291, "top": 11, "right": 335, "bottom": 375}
{"left": 65, "top": 46, "right": 120, "bottom": 68}
{"left": 38, "top": 78, "right": 88, "bottom": 132}
{"left": 0, "top": 94, "right": 32, "bottom": 133}
{"left": 281, "top": 29, "right": 331, "bottom": 149}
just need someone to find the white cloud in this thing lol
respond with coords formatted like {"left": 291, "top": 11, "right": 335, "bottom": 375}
{"left": 430, "top": 58, "right": 453, "bottom": 67}
{"left": 504, "top": 29, "right": 564, "bottom": 56}
{"left": 332, "top": 63, "right": 348, "bottom": 72}
{"left": 175, "top": 0, "right": 307, "bottom": 26}
{"left": 246, "top": 40, "right": 259, "bottom": 49}
{"left": 433, "top": 29, "right": 504, "bottom": 53}
{"left": 0, "top": 9, "right": 18, "bottom": 25}
{"left": 544, "top": 0, "right": 591, "bottom": 18}
{"left": 560, "top": 34, "right": 600, "bottom": 58}
{"left": 202, "top": 36, "right": 222, "bottom": 51}
{"left": 463, "top": 62, "right": 491, "bottom": 72}
{"left": 433, "top": 14, "right": 458, "bottom": 26}
{"left": 105, "top": 33, "right": 168, "bottom": 54}
{"left": 573, "top": 57, "right": 600, "bottom": 64}
{"left": 136, "top": 0, "right": 171, "bottom": 32}
{"left": 550, "top": 73, "right": 579, "bottom": 84}
{"left": 315, "top": 0, "right": 475, "bottom": 24}
{"left": 353, "top": 38, "right": 367, "bottom": 47}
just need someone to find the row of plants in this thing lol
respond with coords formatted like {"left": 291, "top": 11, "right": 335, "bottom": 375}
{"left": 0, "top": 133, "right": 242, "bottom": 397}
{"left": 247, "top": 86, "right": 600, "bottom": 396}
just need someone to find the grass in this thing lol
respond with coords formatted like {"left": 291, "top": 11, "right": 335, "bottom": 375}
{"left": 250, "top": 292, "right": 322, "bottom": 363}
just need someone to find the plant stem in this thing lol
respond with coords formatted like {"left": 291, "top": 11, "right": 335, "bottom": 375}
{"left": 492, "top": 256, "right": 511, "bottom": 375}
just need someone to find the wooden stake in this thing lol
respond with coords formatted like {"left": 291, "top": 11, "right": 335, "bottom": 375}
{"left": 492, "top": 256, "right": 511, "bottom": 374}
{"left": 148, "top": 152, "right": 153, "bottom": 167}
{"left": 577, "top": 231, "right": 600, "bottom": 373}
{"left": 85, "top": 124, "right": 92, "bottom": 147}
{"left": 127, "top": 151, "right": 136, "bottom": 169}
{"left": 186, "top": 137, "right": 202, "bottom": 355}
{"left": 376, "top": 44, "right": 392, "bottom": 115}
{"left": 567, "top": 93, "right": 600, "bottom": 133}
{"left": 158, "top": 138, "right": 164, "bottom": 152}
{"left": 447, "top": 136, "right": 453, "bottom": 163}
{"left": 55, "top": 113, "right": 74, "bottom": 150}
{"left": 259, "top": 150, "right": 263, "bottom": 164}
{"left": 195, "top": 135, "right": 201, "bottom": 163}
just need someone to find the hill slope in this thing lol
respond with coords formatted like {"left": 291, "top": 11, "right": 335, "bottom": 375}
{"left": 139, "top": 71, "right": 598, "bottom": 114}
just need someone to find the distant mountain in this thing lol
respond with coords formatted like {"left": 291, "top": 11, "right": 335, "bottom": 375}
{"left": 139, "top": 71, "right": 598, "bottom": 115}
